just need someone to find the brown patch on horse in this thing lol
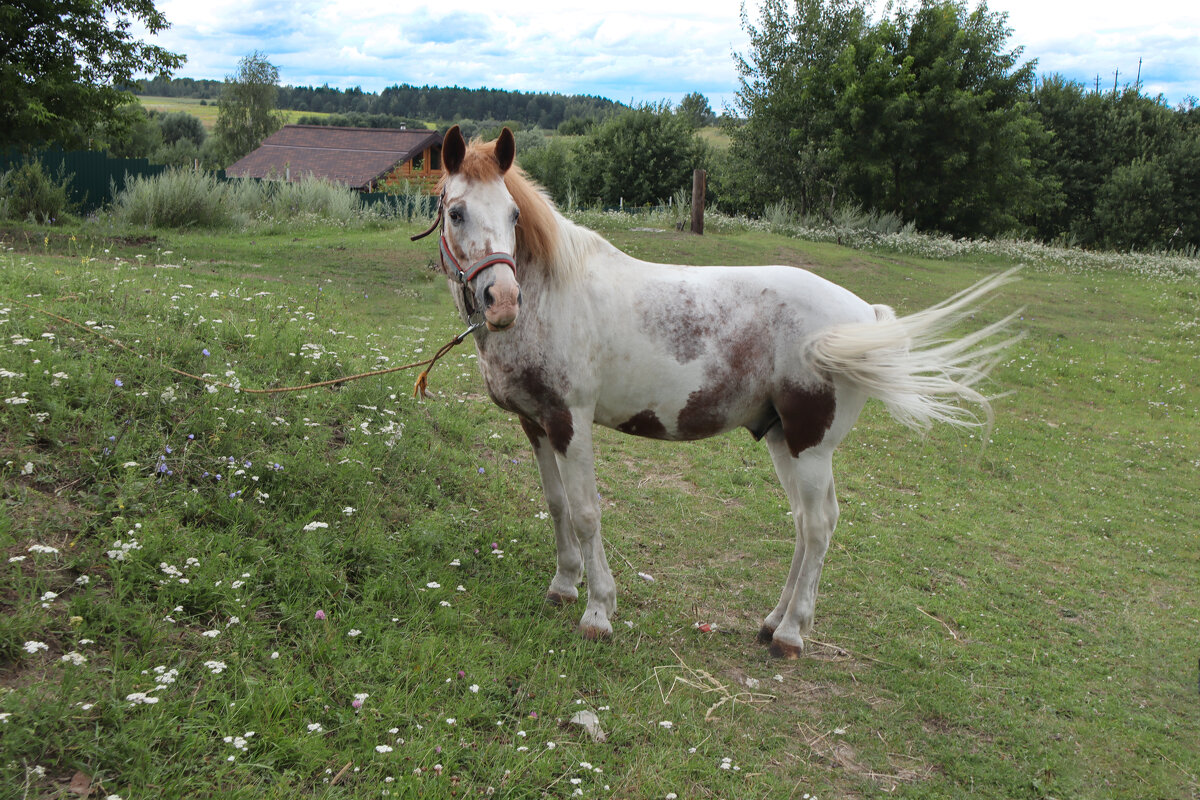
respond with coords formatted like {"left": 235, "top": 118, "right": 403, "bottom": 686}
{"left": 775, "top": 381, "right": 836, "bottom": 456}
{"left": 636, "top": 288, "right": 715, "bottom": 364}
{"left": 676, "top": 322, "right": 773, "bottom": 439}
{"left": 757, "top": 624, "right": 776, "bottom": 644}
{"left": 617, "top": 410, "right": 669, "bottom": 439}
{"left": 519, "top": 416, "right": 545, "bottom": 451}
{"left": 514, "top": 366, "right": 574, "bottom": 454}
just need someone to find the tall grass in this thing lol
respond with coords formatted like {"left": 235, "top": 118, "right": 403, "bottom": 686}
{"left": 761, "top": 199, "right": 911, "bottom": 236}
{"left": 109, "top": 169, "right": 399, "bottom": 229}
{"left": 111, "top": 169, "right": 234, "bottom": 228}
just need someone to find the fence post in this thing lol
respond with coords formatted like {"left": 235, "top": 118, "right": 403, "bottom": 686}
{"left": 690, "top": 169, "right": 706, "bottom": 235}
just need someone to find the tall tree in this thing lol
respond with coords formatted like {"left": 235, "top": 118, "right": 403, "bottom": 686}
{"left": 839, "top": 1, "right": 1049, "bottom": 236}
{"left": 0, "top": 0, "right": 184, "bottom": 149}
{"left": 677, "top": 92, "right": 717, "bottom": 128}
{"left": 730, "top": 0, "right": 870, "bottom": 215}
{"left": 731, "top": 0, "right": 1050, "bottom": 237}
{"left": 212, "top": 52, "right": 286, "bottom": 166}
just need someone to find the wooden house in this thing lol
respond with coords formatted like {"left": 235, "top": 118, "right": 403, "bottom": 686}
{"left": 225, "top": 125, "right": 443, "bottom": 192}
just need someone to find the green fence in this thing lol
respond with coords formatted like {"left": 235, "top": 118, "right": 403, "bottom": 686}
{"left": 1, "top": 148, "right": 234, "bottom": 214}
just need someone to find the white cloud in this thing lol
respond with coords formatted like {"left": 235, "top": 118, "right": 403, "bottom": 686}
{"left": 135, "top": 0, "right": 1197, "bottom": 110}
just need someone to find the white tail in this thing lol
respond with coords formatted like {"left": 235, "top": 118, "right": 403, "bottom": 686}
{"left": 809, "top": 269, "right": 1023, "bottom": 433}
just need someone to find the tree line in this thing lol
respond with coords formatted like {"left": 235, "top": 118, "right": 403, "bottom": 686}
{"left": 137, "top": 75, "right": 625, "bottom": 132}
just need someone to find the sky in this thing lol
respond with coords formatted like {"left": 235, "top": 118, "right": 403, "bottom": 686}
{"left": 136, "top": 0, "right": 1200, "bottom": 110}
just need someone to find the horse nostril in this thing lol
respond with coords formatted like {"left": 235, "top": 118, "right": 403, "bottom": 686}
{"left": 483, "top": 286, "right": 495, "bottom": 308}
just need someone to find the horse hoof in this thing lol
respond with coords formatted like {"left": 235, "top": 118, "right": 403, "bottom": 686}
{"left": 769, "top": 639, "right": 804, "bottom": 659}
{"left": 545, "top": 590, "right": 578, "bottom": 606}
{"left": 577, "top": 624, "right": 612, "bottom": 641}
{"left": 757, "top": 624, "right": 776, "bottom": 645}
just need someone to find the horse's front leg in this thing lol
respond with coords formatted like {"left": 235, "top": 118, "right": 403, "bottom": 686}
{"left": 520, "top": 417, "right": 581, "bottom": 605}
{"left": 551, "top": 420, "right": 616, "bottom": 639}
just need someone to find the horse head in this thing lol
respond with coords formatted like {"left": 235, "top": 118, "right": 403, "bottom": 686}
{"left": 438, "top": 125, "right": 522, "bottom": 332}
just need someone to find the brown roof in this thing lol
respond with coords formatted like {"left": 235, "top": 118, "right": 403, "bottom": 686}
{"left": 225, "top": 125, "right": 442, "bottom": 190}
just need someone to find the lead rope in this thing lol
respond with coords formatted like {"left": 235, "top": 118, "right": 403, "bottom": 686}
{"left": 5, "top": 296, "right": 478, "bottom": 398}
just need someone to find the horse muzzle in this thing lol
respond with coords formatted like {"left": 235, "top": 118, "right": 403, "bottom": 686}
{"left": 478, "top": 264, "right": 521, "bottom": 331}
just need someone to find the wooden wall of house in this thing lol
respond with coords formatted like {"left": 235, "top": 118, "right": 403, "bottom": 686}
{"left": 385, "top": 146, "right": 442, "bottom": 192}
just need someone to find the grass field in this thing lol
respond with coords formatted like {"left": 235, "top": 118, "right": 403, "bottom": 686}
{"left": 135, "top": 96, "right": 336, "bottom": 129}
{"left": 0, "top": 215, "right": 1196, "bottom": 799}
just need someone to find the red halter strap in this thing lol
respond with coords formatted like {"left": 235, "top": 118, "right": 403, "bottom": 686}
{"left": 440, "top": 235, "right": 516, "bottom": 285}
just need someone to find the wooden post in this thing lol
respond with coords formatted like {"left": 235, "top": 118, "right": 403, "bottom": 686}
{"left": 690, "top": 169, "right": 706, "bottom": 235}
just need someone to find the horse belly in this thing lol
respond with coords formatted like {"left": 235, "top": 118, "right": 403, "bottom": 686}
{"left": 594, "top": 360, "right": 777, "bottom": 443}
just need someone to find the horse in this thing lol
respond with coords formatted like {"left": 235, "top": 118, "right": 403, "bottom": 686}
{"left": 417, "top": 125, "right": 1018, "bottom": 658}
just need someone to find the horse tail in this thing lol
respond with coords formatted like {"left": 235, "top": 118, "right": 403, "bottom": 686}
{"left": 808, "top": 269, "right": 1023, "bottom": 435}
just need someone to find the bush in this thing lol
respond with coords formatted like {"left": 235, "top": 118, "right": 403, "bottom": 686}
{"left": 0, "top": 160, "right": 74, "bottom": 223}
{"left": 108, "top": 168, "right": 385, "bottom": 229}
{"left": 158, "top": 111, "right": 207, "bottom": 147}
{"left": 110, "top": 168, "right": 234, "bottom": 228}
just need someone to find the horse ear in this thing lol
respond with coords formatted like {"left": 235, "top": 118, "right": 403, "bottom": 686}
{"left": 443, "top": 125, "right": 466, "bottom": 174}
{"left": 495, "top": 127, "right": 515, "bottom": 173}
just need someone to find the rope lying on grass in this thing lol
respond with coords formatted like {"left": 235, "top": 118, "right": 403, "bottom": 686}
{"left": 6, "top": 296, "right": 477, "bottom": 398}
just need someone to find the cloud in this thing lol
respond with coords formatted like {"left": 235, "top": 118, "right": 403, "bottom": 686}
{"left": 403, "top": 11, "right": 494, "bottom": 45}
{"left": 134, "top": 0, "right": 1197, "bottom": 111}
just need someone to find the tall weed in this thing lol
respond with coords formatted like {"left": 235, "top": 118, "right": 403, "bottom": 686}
{"left": 110, "top": 169, "right": 233, "bottom": 228}
{"left": 109, "top": 170, "right": 394, "bottom": 229}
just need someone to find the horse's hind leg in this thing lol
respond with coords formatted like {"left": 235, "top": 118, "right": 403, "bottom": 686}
{"left": 761, "top": 428, "right": 839, "bottom": 658}
{"left": 521, "top": 418, "right": 582, "bottom": 605}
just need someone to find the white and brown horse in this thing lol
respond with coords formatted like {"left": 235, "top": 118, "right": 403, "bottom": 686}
{"left": 423, "top": 125, "right": 1017, "bottom": 657}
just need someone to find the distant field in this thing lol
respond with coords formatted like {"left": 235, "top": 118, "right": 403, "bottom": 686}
{"left": 136, "top": 96, "right": 333, "bottom": 128}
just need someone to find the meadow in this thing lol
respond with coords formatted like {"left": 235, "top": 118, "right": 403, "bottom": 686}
{"left": 0, "top": 210, "right": 1197, "bottom": 799}
{"left": 136, "top": 97, "right": 334, "bottom": 129}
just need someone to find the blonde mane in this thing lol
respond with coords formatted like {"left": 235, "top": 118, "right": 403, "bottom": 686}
{"left": 439, "top": 137, "right": 603, "bottom": 284}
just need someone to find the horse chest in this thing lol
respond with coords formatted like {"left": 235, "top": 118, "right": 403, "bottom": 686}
{"left": 477, "top": 348, "right": 577, "bottom": 453}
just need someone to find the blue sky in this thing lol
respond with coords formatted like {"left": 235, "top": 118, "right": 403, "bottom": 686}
{"left": 137, "top": 0, "right": 1200, "bottom": 109}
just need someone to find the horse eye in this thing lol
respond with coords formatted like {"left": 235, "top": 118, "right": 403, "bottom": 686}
{"left": 449, "top": 208, "right": 463, "bottom": 223}
{"left": 512, "top": 208, "right": 521, "bottom": 224}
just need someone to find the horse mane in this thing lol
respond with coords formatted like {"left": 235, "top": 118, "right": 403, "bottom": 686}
{"left": 440, "top": 137, "right": 603, "bottom": 284}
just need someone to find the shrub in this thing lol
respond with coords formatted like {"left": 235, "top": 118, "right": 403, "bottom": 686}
{"left": 110, "top": 168, "right": 233, "bottom": 228}
{"left": 0, "top": 160, "right": 74, "bottom": 223}
{"left": 108, "top": 169, "right": 388, "bottom": 229}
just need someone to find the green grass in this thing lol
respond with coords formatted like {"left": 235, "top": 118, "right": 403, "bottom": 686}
{"left": 136, "top": 96, "right": 337, "bottom": 129}
{"left": 0, "top": 218, "right": 1197, "bottom": 800}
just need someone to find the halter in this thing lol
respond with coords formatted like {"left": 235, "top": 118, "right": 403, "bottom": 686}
{"left": 439, "top": 235, "right": 516, "bottom": 288}
{"left": 411, "top": 197, "right": 518, "bottom": 323}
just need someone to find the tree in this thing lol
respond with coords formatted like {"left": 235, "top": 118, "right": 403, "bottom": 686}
{"left": 677, "top": 92, "right": 717, "bottom": 128}
{"left": 836, "top": 1, "right": 1049, "bottom": 236}
{"left": 212, "top": 52, "right": 286, "bottom": 166}
{"left": 0, "top": 0, "right": 184, "bottom": 149}
{"left": 158, "top": 111, "right": 207, "bottom": 147}
{"left": 729, "top": 0, "right": 870, "bottom": 215}
{"left": 94, "top": 103, "right": 162, "bottom": 158}
{"left": 574, "top": 106, "right": 706, "bottom": 207}
{"left": 730, "top": 0, "right": 1050, "bottom": 237}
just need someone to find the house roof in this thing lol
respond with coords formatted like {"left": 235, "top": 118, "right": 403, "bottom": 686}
{"left": 225, "top": 125, "right": 442, "bottom": 190}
